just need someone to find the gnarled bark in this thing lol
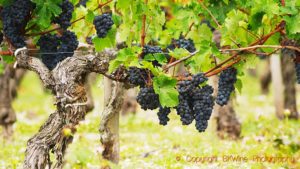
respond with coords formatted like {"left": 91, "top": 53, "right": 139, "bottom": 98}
{"left": 214, "top": 100, "right": 241, "bottom": 139}
{"left": 211, "top": 76, "right": 241, "bottom": 139}
{"left": 15, "top": 49, "right": 117, "bottom": 169}
{"left": 99, "top": 79, "right": 124, "bottom": 163}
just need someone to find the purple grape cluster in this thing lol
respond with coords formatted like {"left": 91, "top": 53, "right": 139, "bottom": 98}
{"left": 37, "top": 31, "right": 78, "bottom": 70}
{"left": 127, "top": 67, "right": 149, "bottom": 87}
{"left": 157, "top": 106, "right": 171, "bottom": 125}
{"left": 93, "top": 14, "right": 114, "bottom": 38}
{"left": 1, "top": 0, "right": 35, "bottom": 48}
{"left": 53, "top": 0, "right": 74, "bottom": 29}
{"left": 216, "top": 68, "right": 237, "bottom": 106}
{"left": 176, "top": 73, "right": 215, "bottom": 132}
{"left": 137, "top": 87, "right": 160, "bottom": 110}
{"left": 167, "top": 37, "right": 196, "bottom": 53}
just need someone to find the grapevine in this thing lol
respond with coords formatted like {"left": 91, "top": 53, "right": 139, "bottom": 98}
{"left": 0, "top": 0, "right": 300, "bottom": 167}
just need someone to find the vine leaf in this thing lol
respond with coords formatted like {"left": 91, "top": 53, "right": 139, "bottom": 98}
{"left": 153, "top": 75, "right": 179, "bottom": 108}
{"left": 93, "top": 27, "right": 116, "bottom": 52}
{"left": 144, "top": 53, "right": 168, "bottom": 65}
{"left": 30, "top": 0, "right": 62, "bottom": 28}
{"left": 235, "top": 79, "right": 243, "bottom": 94}
{"left": 168, "top": 48, "right": 190, "bottom": 59}
{"left": 108, "top": 47, "right": 140, "bottom": 73}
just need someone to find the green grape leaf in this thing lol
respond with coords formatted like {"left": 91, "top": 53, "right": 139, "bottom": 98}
{"left": 31, "top": 0, "right": 62, "bottom": 28}
{"left": 242, "top": 54, "right": 259, "bottom": 69}
{"left": 93, "top": 27, "right": 116, "bottom": 52}
{"left": 235, "top": 79, "right": 243, "bottom": 94}
{"left": 85, "top": 10, "right": 95, "bottom": 24}
{"left": 168, "top": 48, "right": 190, "bottom": 59}
{"left": 144, "top": 53, "right": 167, "bottom": 64}
{"left": 108, "top": 47, "right": 141, "bottom": 73}
{"left": 261, "top": 32, "right": 280, "bottom": 52}
{"left": 284, "top": 14, "right": 300, "bottom": 35}
{"left": 140, "top": 61, "right": 160, "bottom": 76}
{"left": 153, "top": 75, "right": 179, "bottom": 107}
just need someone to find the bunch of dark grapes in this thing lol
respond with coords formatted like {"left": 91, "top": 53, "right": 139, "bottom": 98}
{"left": 157, "top": 106, "right": 171, "bottom": 125}
{"left": 175, "top": 73, "right": 214, "bottom": 132}
{"left": 37, "top": 31, "right": 78, "bottom": 70}
{"left": 53, "top": 0, "right": 74, "bottom": 29}
{"left": 281, "top": 40, "right": 297, "bottom": 58}
{"left": 127, "top": 67, "right": 149, "bottom": 87}
{"left": 76, "top": 0, "right": 88, "bottom": 7}
{"left": 216, "top": 68, "right": 237, "bottom": 106}
{"left": 37, "top": 34, "right": 61, "bottom": 70}
{"left": 281, "top": 40, "right": 300, "bottom": 84}
{"left": 167, "top": 36, "right": 196, "bottom": 53}
{"left": 1, "top": 0, "right": 35, "bottom": 48}
{"left": 93, "top": 14, "right": 114, "bottom": 38}
{"left": 142, "top": 45, "right": 163, "bottom": 56}
{"left": 136, "top": 87, "right": 160, "bottom": 110}
{"left": 142, "top": 45, "right": 166, "bottom": 66}
{"left": 57, "top": 31, "right": 79, "bottom": 58}
{"left": 192, "top": 85, "right": 214, "bottom": 132}
{"left": 176, "top": 95, "right": 194, "bottom": 125}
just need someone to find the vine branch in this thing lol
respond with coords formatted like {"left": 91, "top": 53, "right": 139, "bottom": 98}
{"left": 221, "top": 45, "right": 300, "bottom": 53}
{"left": 198, "top": 0, "right": 221, "bottom": 28}
{"left": 163, "top": 50, "right": 199, "bottom": 71}
{"left": 184, "top": 22, "right": 195, "bottom": 38}
{"left": 204, "top": 21, "right": 285, "bottom": 75}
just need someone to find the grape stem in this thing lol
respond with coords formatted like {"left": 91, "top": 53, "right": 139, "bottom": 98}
{"left": 184, "top": 22, "right": 195, "bottom": 38}
{"left": 221, "top": 45, "right": 300, "bottom": 53}
{"left": 198, "top": 1, "right": 221, "bottom": 28}
{"left": 163, "top": 50, "right": 199, "bottom": 71}
{"left": 26, "top": 0, "right": 113, "bottom": 36}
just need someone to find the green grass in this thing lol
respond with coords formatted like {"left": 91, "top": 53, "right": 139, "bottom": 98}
{"left": 0, "top": 70, "right": 300, "bottom": 169}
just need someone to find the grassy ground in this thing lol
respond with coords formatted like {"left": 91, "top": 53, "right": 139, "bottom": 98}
{"left": 0, "top": 68, "right": 300, "bottom": 169}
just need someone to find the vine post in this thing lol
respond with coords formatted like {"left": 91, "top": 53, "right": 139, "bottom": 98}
{"left": 270, "top": 54, "right": 285, "bottom": 119}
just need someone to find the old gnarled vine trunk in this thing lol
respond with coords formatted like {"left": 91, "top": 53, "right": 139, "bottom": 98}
{"left": 281, "top": 52, "right": 299, "bottom": 119}
{"left": 0, "top": 64, "right": 17, "bottom": 139}
{"left": 15, "top": 49, "right": 116, "bottom": 169}
{"left": 211, "top": 76, "right": 241, "bottom": 139}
